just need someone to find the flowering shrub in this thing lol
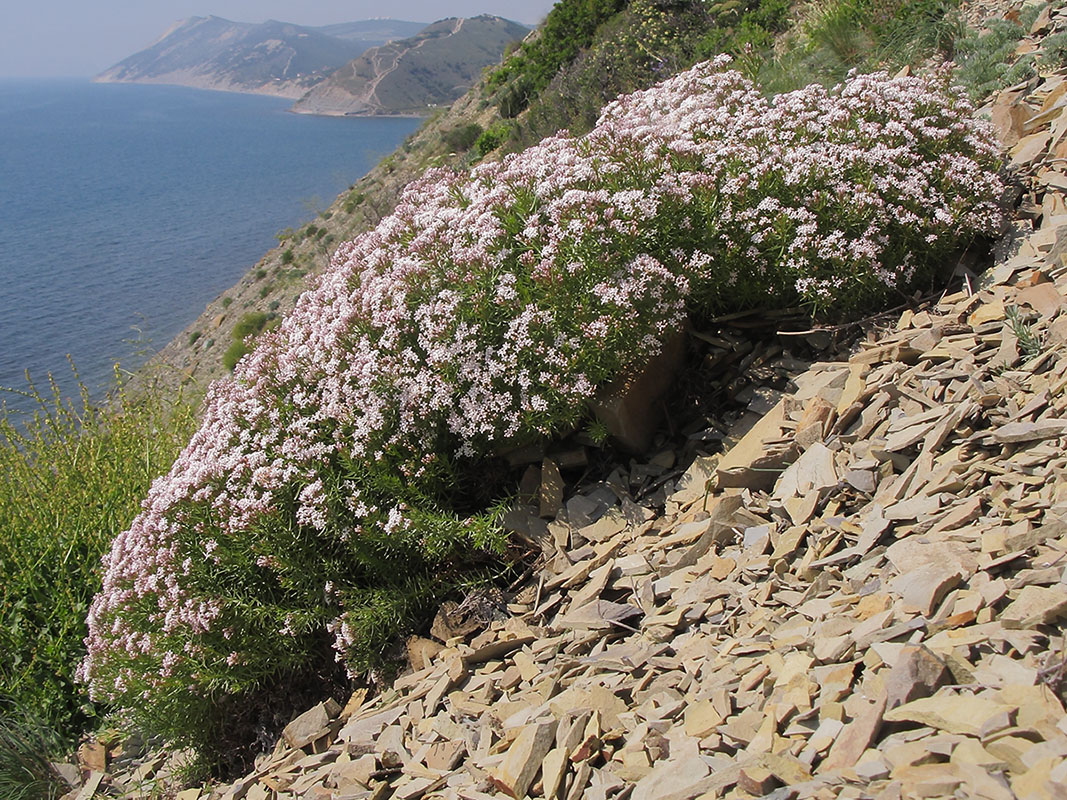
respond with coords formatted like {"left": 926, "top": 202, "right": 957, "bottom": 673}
{"left": 79, "top": 60, "right": 1003, "bottom": 748}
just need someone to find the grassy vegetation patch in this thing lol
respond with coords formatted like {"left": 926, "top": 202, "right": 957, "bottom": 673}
{"left": 0, "top": 370, "right": 197, "bottom": 745}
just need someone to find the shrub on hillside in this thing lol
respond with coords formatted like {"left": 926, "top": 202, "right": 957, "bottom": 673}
{"left": 442, "top": 123, "right": 484, "bottom": 152}
{"left": 80, "top": 61, "right": 1003, "bottom": 755}
{"left": 474, "top": 120, "right": 514, "bottom": 157}
{"left": 223, "top": 312, "right": 278, "bottom": 371}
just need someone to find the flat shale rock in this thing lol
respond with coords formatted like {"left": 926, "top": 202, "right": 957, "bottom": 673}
{"left": 491, "top": 720, "right": 557, "bottom": 799}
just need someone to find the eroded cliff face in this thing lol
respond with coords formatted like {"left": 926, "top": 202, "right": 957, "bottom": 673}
{"left": 290, "top": 16, "right": 529, "bottom": 116}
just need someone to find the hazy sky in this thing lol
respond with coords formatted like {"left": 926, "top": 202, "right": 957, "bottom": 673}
{"left": 1, "top": 1, "right": 559, "bottom": 77}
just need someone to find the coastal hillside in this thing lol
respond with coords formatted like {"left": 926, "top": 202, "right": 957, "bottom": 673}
{"left": 289, "top": 16, "right": 530, "bottom": 116}
{"left": 94, "top": 16, "right": 415, "bottom": 99}
{"left": 10, "top": 1, "right": 1067, "bottom": 798}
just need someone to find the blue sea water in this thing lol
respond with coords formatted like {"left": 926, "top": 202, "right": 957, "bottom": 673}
{"left": 0, "top": 79, "right": 419, "bottom": 414}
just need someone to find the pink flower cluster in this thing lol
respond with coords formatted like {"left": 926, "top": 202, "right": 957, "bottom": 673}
{"left": 79, "top": 60, "right": 1003, "bottom": 705}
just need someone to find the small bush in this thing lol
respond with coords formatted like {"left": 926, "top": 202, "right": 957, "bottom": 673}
{"left": 954, "top": 6, "right": 1041, "bottom": 100}
{"left": 343, "top": 192, "right": 365, "bottom": 214}
{"left": 475, "top": 121, "right": 513, "bottom": 158}
{"left": 511, "top": 0, "right": 791, "bottom": 148}
{"left": 485, "top": 0, "right": 627, "bottom": 111}
{"left": 223, "top": 313, "right": 279, "bottom": 372}
{"left": 221, "top": 296, "right": 233, "bottom": 309}
{"left": 82, "top": 63, "right": 1003, "bottom": 760}
{"left": 188, "top": 331, "right": 202, "bottom": 346}
{"left": 232, "top": 312, "right": 272, "bottom": 341}
{"left": 222, "top": 340, "right": 248, "bottom": 372}
{"left": 255, "top": 269, "right": 267, "bottom": 280}
{"left": 442, "top": 123, "right": 484, "bottom": 152}
{"left": 1039, "top": 31, "right": 1067, "bottom": 69}
{"left": 498, "top": 78, "right": 534, "bottom": 118}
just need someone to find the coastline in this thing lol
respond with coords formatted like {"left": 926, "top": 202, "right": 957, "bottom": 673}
{"left": 94, "top": 76, "right": 434, "bottom": 117}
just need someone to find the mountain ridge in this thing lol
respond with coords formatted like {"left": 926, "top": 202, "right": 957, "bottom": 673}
{"left": 94, "top": 16, "right": 426, "bottom": 100}
{"left": 290, "top": 15, "right": 530, "bottom": 116}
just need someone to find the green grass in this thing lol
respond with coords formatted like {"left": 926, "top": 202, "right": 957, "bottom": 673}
{"left": 0, "top": 367, "right": 198, "bottom": 738}
{"left": 750, "top": 0, "right": 965, "bottom": 94}
{"left": 0, "top": 698, "right": 67, "bottom": 800}
{"left": 474, "top": 120, "right": 513, "bottom": 158}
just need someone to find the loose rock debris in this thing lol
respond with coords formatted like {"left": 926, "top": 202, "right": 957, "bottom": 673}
{"left": 61, "top": 7, "right": 1067, "bottom": 800}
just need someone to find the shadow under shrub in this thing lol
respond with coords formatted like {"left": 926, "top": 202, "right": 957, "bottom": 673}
{"left": 80, "top": 60, "right": 1004, "bottom": 761}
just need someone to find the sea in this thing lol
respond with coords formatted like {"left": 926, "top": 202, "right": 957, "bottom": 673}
{"left": 0, "top": 78, "right": 420, "bottom": 415}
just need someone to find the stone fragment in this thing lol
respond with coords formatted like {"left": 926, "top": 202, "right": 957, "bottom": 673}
{"left": 1000, "top": 585, "right": 1067, "bottom": 628}
{"left": 331, "top": 754, "right": 378, "bottom": 790}
{"left": 666, "top": 494, "right": 744, "bottom": 571}
{"left": 819, "top": 694, "right": 886, "bottom": 772}
{"left": 77, "top": 742, "right": 108, "bottom": 774}
{"left": 541, "top": 458, "right": 564, "bottom": 518}
{"left": 579, "top": 512, "right": 625, "bottom": 543}
{"left": 774, "top": 442, "right": 838, "bottom": 499}
{"left": 630, "top": 756, "right": 710, "bottom": 800}
{"left": 893, "top": 763, "right": 964, "bottom": 797}
{"left": 671, "top": 455, "right": 718, "bottom": 505}
{"left": 885, "top": 538, "right": 977, "bottom": 577}
{"left": 885, "top": 646, "right": 952, "bottom": 710}
{"left": 990, "top": 419, "right": 1067, "bottom": 443}
{"left": 283, "top": 702, "right": 333, "bottom": 749}
{"left": 1012, "top": 130, "right": 1052, "bottom": 166}
{"left": 75, "top": 772, "right": 104, "bottom": 800}
{"left": 760, "top": 753, "right": 812, "bottom": 784}
{"left": 558, "top": 600, "right": 642, "bottom": 630}
{"left": 713, "top": 401, "right": 792, "bottom": 491}
{"left": 592, "top": 328, "right": 686, "bottom": 452}
{"left": 491, "top": 720, "right": 558, "bottom": 799}
{"left": 1017, "top": 280, "right": 1065, "bottom": 318}
{"left": 737, "top": 765, "right": 777, "bottom": 795}
{"left": 541, "top": 748, "right": 569, "bottom": 800}
{"left": 883, "top": 694, "right": 1015, "bottom": 737}
{"left": 892, "top": 566, "right": 965, "bottom": 616}
{"left": 406, "top": 636, "right": 443, "bottom": 671}
{"left": 684, "top": 699, "right": 723, "bottom": 738}
{"left": 992, "top": 94, "right": 1032, "bottom": 146}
